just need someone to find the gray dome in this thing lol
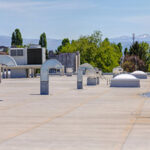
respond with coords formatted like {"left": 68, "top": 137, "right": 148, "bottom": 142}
{"left": 79, "top": 63, "right": 96, "bottom": 75}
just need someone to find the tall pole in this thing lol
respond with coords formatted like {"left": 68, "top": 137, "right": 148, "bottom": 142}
{"left": 133, "top": 33, "right": 135, "bottom": 44}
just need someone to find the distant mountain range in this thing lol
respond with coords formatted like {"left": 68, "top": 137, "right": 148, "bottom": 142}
{"left": 110, "top": 34, "right": 150, "bottom": 50}
{"left": 0, "top": 34, "right": 150, "bottom": 51}
{"left": 0, "top": 35, "right": 62, "bottom": 51}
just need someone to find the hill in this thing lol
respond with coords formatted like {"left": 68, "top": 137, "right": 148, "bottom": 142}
{"left": 1, "top": 34, "right": 150, "bottom": 52}
{"left": 0, "top": 36, "right": 61, "bottom": 51}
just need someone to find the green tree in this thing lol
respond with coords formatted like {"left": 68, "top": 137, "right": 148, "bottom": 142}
{"left": 122, "top": 55, "right": 146, "bottom": 72}
{"left": 122, "top": 41, "right": 150, "bottom": 71}
{"left": 60, "top": 33, "right": 100, "bottom": 65}
{"left": 117, "top": 42, "right": 122, "bottom": 53}
{"left": 57, "top": 31, "right": 121, "bottom": 72}
{"left": 11, "top": 29, "right": 23, "bottom": 46}
{"left": 95, "top": 38, "right": 120, "bottom": 72}
{"left": 62, "top": 38, "right": 70, "bottom": 46}
{"left": 39, "top": 32, "right": 48, "bottom": 59}
{"left": 129, "top": 41, "right": 150, "bottom": 67}
{"left": 124, "top": 48, "right": 129, "bottom": 56}
{"left": 129, "top": 41, "right": 140, "bottom": 56}
{"left": 39, "top": 32, "right": 47, "bottom": 48}
{"left": 139, "top": 42, "right": 150, "bottom": 62}
{"left": 88, "top": 30, "right": 102, "bottom": 46}
{"left": 11, "top": 32, "right": 15, "bottom": 46}
{"left": 56, "top": 38, "right": 70, "bottom": 54}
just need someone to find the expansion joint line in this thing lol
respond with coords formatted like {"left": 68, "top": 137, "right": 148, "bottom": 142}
{"left": 0, "top": 88, "right": 110, "bottom": 144}
{"left": 114, "top": 96, "right": 147, "bottom": 150}
{"left": 0, "top": 88, "right": 70, "bottom": 111}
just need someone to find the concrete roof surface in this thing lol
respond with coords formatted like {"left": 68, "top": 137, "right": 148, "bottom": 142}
{"left": 0, "top": 75, "right": 150, "bottom": 150}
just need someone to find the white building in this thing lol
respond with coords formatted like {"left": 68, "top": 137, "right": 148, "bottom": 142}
{"left": 9, "top": 45, "right": 46, "bottom": 78}
{"left": 9, "top": 48, "right": 27, "bottom": 65}
{"left": 9, "top": 45, "right": 46, "bottom": 65}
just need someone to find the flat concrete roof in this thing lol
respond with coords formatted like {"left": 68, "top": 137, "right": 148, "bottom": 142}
{"left": 0, "top": 75, "right": 150, "bottom": 150}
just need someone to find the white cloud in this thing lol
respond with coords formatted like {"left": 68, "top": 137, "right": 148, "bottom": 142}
{"left": 0, "top": 0, "right": 96, "bottom": 12}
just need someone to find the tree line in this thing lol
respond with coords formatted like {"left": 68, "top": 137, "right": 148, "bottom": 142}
{"left": 122, "top": 41, "right": 150, "bottom": 72}
{"left": 57, "top": 31, "right": 150, "bottom": 72}
{"left": 56, "top": 31, "right": 122, "bottom": 72}
{"left": 11, "top": 29, "right": 150, "bottom": 72}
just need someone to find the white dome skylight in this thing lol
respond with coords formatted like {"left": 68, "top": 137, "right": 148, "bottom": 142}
{"left": 131, "top": 71, "right": 147, "bottom": 79}
{"left": 114, "top": 74, "right": 137, "bottom": 80}
{"left": 110, "top": 74, "right": 140, "bottom": 87}
{"left": 131, "top": 71, "right": 146, "bottom": 75}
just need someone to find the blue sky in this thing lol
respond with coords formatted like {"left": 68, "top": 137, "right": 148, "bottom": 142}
{"left": 0, "top": 0, "right": 150, "bottom": 39}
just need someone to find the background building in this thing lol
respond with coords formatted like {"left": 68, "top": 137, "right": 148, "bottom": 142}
{"left": 48, "top": 51, "right": 80, "bottom": 73}
{"left": 8, "top": 44, "right": 46, "bottom": 78}
{"left": 9, "top": 44, "right": 46, "bottom": 65}
{"left": 0, "top": 46, "right": 8, "bottom": 52}
{"left": 0, "top": 51, "right": 8, "bottom": 55}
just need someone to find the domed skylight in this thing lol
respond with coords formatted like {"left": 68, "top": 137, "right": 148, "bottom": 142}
{"left": 111, "top": 74, "right": 140, "bottom": 87}
{"left": 114, "top": 74, "right": 137, "bottom": 80}
{"left": 131, "top": 71, "right": 146, "bottom": 75}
